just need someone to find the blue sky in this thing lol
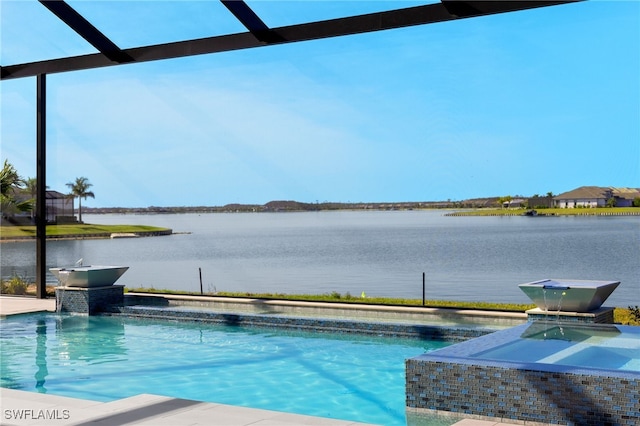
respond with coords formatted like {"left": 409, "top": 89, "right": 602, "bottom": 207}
{"left": 1, "top": 1, "right": 638, "bottom": 207}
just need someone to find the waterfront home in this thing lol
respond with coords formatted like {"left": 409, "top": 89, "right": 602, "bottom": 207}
{"left": 4, "top": 190, "right": 75, "bottom": 224}
{"left": 554, "top": 186, "right": 640, "bottom": 208}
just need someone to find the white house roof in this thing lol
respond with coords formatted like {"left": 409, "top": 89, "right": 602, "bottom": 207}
{"left": 554, "top": 186, "right": 610, "bottom": 200}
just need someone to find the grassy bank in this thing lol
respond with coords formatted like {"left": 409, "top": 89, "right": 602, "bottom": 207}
{"left": 446, "top": 207, "right": 640, "bottom": 216}
{"left": 0, "top": 224, "right": 171, "bottom": 240}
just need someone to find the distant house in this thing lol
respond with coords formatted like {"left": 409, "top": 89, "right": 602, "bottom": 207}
{"left": 554, "top": 186, "right": 610, "bottom": 208}
{"left": 45, "top": 190, "right": 75, "bottom": 222}
{"left": 610, "top": 187, "right": 640, "bottom": 207}
{"left": 503, "top": 198, "right": 526, "bottom": 208}
{"left": 554, "top": 186, "right": 640, "bottom": 208}
{"left": 7, "top": 190, "right": 75, "bottom": 224}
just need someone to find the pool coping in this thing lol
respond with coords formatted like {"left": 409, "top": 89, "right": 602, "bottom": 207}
{"left": 0, "top": 388, "right": 373, "bottom": 426}
{"left": 0, "top": 296, "right": 56, "bottom": 318}
{"left": 0, "top": 388, "right": 527, "bottom": 426}
{"left": 0, "top": 294, "right": 528, "bottom": 323}
{"left": 124, "top": 293, "right": 528, "bottom": 321}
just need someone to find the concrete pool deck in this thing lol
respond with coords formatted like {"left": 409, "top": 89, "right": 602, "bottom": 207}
{"left": 0, "top": 388, "right": 373, "bottom": 426}
{"left": 0, "top": 296, "right": 532, "bottom": 426}
{"left": 0, "top": 296, "right": 57, "bottom": 317}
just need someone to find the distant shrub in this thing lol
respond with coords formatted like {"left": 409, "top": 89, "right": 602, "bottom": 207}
{"left": 3, "top": 273, "right": 29, "bottom": 295}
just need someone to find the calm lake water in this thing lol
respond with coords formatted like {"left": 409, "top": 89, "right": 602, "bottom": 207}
{"left": 2, "top": 211, "right": 638, "bottom": 307}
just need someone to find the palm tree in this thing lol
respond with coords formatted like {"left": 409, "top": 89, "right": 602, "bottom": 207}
{"left": 25, "top": 178, "right": 53, "bottom": 219}
{"left": 503, "top": 195, "right": 513, "bottom": 208}
{"left": 497, "top": 195, "right": 512, "bottom": 209}
{"left": 66, "top": 177, "right": 94, "bottom": 223}
{"left": 25, "top": 177, "right": 38, "bottom": 220}
{"left": 1, "top": 159, "right": 32, "bottom": 218}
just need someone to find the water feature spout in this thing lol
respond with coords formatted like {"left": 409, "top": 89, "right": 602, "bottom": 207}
{"left": 543, "top": 284, "right": 570, "bottom": 291}
{"left": 55, "top": 270, "right": 71, "bottom": 313}
{"left": 557, "top": 290, "right": 566, "bottom": 318}
{"left": 519, "top": 279, "right": 620, "bottom": 313}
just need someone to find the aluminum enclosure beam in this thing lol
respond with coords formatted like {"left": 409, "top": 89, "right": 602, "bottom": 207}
{"left": 1, "top": 1, "right": 579, "bottom": 80}
{"left": 39, "top": 0, "right": 133, "bottom": 64}
{"left": 36, "top": 75, "right": 47, "bottom": 299}
{"left": 221, "top": 0, "right": 284, "bottom": 43}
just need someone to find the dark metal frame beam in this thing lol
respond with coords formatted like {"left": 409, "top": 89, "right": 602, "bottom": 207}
{"left": 221, "top": 0, "right": 283, "bottom": 43}
{"left": 38, "top": 0, "right": 133, "bottom": 63}
{"left": 1, "top": 1, "right": 579, "bottom": 80}
{"left": 36, "top": 74, "right": 47, "bottom": 299}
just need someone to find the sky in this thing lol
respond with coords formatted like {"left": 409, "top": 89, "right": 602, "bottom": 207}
{"left": 1, "top": 0, "right": 639, "bottom": 208}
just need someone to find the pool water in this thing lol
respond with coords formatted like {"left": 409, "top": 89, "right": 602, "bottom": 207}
{"left": 0, "top": 313, "right": 453, "bottom": 425}
{"left": 471, "top": 322, "right": 640, "bottom": 371}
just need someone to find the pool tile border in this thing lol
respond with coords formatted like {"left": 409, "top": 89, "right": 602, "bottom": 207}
{"left": 113, "top": 305, "right": 495, "bottom": 341}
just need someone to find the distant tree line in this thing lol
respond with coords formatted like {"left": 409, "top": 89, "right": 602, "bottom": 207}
{"left": 83, "top": 199, "right": 503, "bottom": 214}
{"left": 7, "top": 158, "right": 637, "bottom": 216}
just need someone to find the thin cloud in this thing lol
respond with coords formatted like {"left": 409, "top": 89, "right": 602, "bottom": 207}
{"left": 1, "top": 1, "right": 638, "bottom": 207}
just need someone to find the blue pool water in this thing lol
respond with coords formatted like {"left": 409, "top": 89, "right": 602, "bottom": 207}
{"left": 469, "top": 322, "right": 640, "bottom": 372}
{"left": 0, "top": 313, "right": 453, "bottom": 425}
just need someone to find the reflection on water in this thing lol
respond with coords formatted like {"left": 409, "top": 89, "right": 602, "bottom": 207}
{"left": 35, "top": 319, "right": 48, "bottom": 392}
{"left": 520, "top": 321, "right": 622, "bottom": 342}
{"left": 473, "top": 322, "right": 639, "bottom": 371}
{"left": 2, "top": 316, "right": 129, "bottom": 394}
{"left": 2, "top": 211, "right": 638, "bottom": 305}
{"left": 55, "top": 316, "right": 127, "bottom": 364}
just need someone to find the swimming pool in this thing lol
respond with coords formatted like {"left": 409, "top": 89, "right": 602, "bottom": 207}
{"left": 1, "top": 313, "right": 454, "bottom": 426}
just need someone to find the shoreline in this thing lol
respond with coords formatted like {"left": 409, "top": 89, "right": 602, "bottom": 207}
{"left": 3, "top": 208, "right": 639, "bottom": 241}
{"left": 445, "top": 209, "right": 640, "bottom": 217}
{"left": 0, "top": 228, "right": 172, "bottom": 243}
{"left": 82, "top": 207, "right": 640, "bottom": 216}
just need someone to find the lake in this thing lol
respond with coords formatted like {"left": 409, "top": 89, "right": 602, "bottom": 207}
{"left": 1, "top": 210, "right": 638, "bottom": 307}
